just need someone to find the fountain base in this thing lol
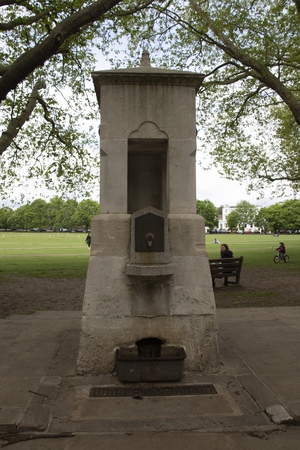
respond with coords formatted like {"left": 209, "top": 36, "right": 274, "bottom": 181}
{"left": 116, "top": 345, "right": 186, "bottom": 382}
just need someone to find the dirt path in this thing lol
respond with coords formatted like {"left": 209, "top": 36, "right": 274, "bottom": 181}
{"left": 0, "top": 277, "right": 85, "bottom": 317}
{"left": 0, "top": 266, "right": 299, "bottom": 317}
{"left": 214, "top": 266, "right": 300, "bottom": 308}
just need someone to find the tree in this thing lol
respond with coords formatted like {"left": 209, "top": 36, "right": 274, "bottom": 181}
{"left": 0, "top": 206, "right": 13, "bottom": 229}
{"left": 59, "top": 199, "right": 78, "bottom": 230}
{"left": 196, "top": 199, "right": 218, "bottom": 229}
{"left": 0, "top": 0, "right": 159, "bottom": 198}
{"left": 6, "top": 196, "right": 100, "bottom": 231}
{"left": 261, "top": 203, "right": 286, "bottom": 233}
{"left": 47, "top": 196, "right": 66, "bottom": 231}
{"left": 254, "top": 200, "right": 300, "bottom": 232}
{"left": 255, "top": 207, "right": 270, "bottom": 234}
{"left": 101, "top": 0, "right": 300, "bottom": 197}
{"left": 27, "top": 198, "right": 48, "bottom": 229}
{"left": 280, "top": 199, "right": 300, "bottom": 231}
{"left": 9, "top": 204, "right": 32, "bottom": 230}
{"left": 72, "top": 199, "right": 99, "bottom": 230}
{"left": 226, "top": 210, "right": 239, "bottom": 232}
{"left": 3, "top": 1, "right": 300, "bottom": 200}
{"left": 234, "top": 200, "right": 257, "bottom": 233}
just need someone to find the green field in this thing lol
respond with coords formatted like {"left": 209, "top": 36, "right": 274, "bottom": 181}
{"left": 206, "top": 233, "right": 300, "bottom": 270}
{"left": 0, "top": 232, "right": 90, "bottom": 278}
{"left": 0, "top": 231, "right": 299, "bottom": 279}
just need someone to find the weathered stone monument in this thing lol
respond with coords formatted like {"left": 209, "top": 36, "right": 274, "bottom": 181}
{"left": 76, "top": 51, "right": 220, "bottom": 379}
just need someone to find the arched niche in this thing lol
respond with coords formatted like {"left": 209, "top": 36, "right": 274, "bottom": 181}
{"left": 127, "top": 122, "right": 168, "bottom": 213}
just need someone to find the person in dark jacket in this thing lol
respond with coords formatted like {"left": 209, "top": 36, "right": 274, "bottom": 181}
{"left": 220, "top": 243, "right": 233, "bottom": 258}
{"left": 212, "top": 243, "right": 234, "bottom": 288}
{"left": 85, "top": 233, "right": 91, "bottom": 248}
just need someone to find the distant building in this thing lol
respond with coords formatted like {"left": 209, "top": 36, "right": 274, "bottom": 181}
{"left": 217, "top": 204, "right": 262, "bottom": 233}
{"left": 218, "top": 205, "right": 235, "bottom": 231}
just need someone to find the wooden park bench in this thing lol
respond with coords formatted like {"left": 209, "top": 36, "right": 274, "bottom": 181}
{"left": 209, "top": 256, "right": 244, "bottom": 286}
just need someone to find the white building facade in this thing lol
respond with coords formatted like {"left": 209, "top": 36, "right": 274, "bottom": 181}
{"left": 217, "top": 204, "right": 262, "bottom": 233}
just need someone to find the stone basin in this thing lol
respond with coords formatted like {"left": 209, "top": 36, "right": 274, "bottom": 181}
{"left": 116, "top": 346, "right": 186, "bottom": 382}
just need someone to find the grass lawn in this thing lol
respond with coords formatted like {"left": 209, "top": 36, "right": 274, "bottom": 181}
{"left": 0, "top": 231, "right": 299, "bottom": 279}
{"left": 0, "top": 231, "right": 90, "bottom": 278}
{"left": 206, "top": 233, "right": 300, "bottom": 271}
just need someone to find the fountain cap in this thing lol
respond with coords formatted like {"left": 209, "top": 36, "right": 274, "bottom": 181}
{"left": 140, "top": 49, "right": 151, "bottom": 67}
{"left": 92, "top": 50, "right": 205, "bottom": 106}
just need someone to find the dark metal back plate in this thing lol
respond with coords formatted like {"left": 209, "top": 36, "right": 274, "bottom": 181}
{"left": 90, "top": 384, "right": 217, "bottom": 398}
{"left": 135, "top": 213, "right": 164, "bottom": 252}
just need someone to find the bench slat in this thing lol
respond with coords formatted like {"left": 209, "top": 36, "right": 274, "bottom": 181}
{"left": 209, "top": 256, "right": 243, "bottom": 286}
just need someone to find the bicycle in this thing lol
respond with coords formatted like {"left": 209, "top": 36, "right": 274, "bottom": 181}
{"left": 274, "top": 251, "right": 290, "bottom": 263}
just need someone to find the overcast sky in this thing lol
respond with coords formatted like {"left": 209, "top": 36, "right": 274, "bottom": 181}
{"left": 195, "top": 164, "right": 276, "bottom": 207}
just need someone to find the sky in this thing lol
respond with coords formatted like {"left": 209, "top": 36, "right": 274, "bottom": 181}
{"left": 3, "top": 160, "right": 280, "bottom": 209}
{"left": 195, "top": 164, "right": 275, "bottom": 207}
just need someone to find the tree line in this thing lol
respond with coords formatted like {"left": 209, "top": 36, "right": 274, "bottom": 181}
{"left": 197, "top": 199, "right": 300, "bottom": 233}
{"left": 0, "top": 197, "right": 99, "bottom": 232}
{"left": 2, "top": 197, "right": 300, "bottom": 233}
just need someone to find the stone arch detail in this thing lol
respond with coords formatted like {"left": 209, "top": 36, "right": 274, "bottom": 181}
{"left": 128, "top": 121, "right": 168, "bottom": 140}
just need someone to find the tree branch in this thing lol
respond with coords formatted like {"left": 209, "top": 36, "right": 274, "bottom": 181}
{"left": 0, "top": 10, "right": 50, "bottom": 31}
{"left": 0, "top": 0, "right": 124, "bottom": 103}
{"left": 0, "top": 65, "right": 8, "bottom": 76}
{"left": 232, "top": 84, "right": 265, "bottom": 125}
{"left": 257, "top": 172, "right": 300, "bottom": 182}
{"left": 203, "top": 62, "right": 250, "bottom": 86}
{"left": 293, "top": 0, "right": 300, "bottom": 14}
{"left": 0, "top": 80, "right": 46, "bottom": 155}
{"left": 190, "top": 0, "right": 300, "bottom": 125}
{"left": 35, "top": 96, "right": 70, "bottom": 147}
{"left": 0, "top": 0, "right": 21, "bottom": 5}
{"left": 113, "top": 0, "right": 163, "bottom": 16}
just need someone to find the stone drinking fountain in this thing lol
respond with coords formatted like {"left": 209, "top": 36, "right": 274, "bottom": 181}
{"left": 76, "top": 51, "right": 220, "bottom": 381}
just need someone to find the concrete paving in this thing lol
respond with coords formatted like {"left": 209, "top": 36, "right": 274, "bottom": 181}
{"left": 0, "top": 307, "right": 299, "bottom": 449}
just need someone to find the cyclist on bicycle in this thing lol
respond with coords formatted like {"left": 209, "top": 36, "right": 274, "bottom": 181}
{"left": 276, "top": 242, "right": 286, "bottom": 255}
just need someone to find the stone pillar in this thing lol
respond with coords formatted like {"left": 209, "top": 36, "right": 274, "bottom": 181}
{"left": 76, "top": 51, "right": 220, "bottom": 376}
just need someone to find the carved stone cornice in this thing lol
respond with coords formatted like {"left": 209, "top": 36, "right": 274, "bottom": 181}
{"left": 92, "top": 69, "right": 205, "bottom": 106}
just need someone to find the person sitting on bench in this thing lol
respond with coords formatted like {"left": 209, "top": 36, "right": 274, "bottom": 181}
{"left": 212, "top": 244, "right": 233, "bottom": 288}
{"left": 220, "top": 243, "right": 233, "bottom": 258}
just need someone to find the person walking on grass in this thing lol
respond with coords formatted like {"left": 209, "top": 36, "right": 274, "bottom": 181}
{"left": 85, "top": 233, "right": 91, "bottom": 248}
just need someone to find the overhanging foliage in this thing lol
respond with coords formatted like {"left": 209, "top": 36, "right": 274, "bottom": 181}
{"left": 98, "top": 0, "right": 300, "bottom": 197}
{"left": 1, "top": 0, "right": 300, "bottom": 200}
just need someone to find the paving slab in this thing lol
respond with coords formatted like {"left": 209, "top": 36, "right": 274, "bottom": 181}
{"left": 2, "top": 429, "right": 300, "bottom": 450}
{"left": 67, "top": 429, "right": 300, "bottom": 450}
{"left": 48, "top": 363, "right": 281, "bottom": 434}
{"left": 218, "top": 306, "right": 300, "bottom": 418}
{"left": 0, "top": 307, "right": 299, "bottom": 449}
{"left": 0, "top": 311, "right": 81, "bottom": 433}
